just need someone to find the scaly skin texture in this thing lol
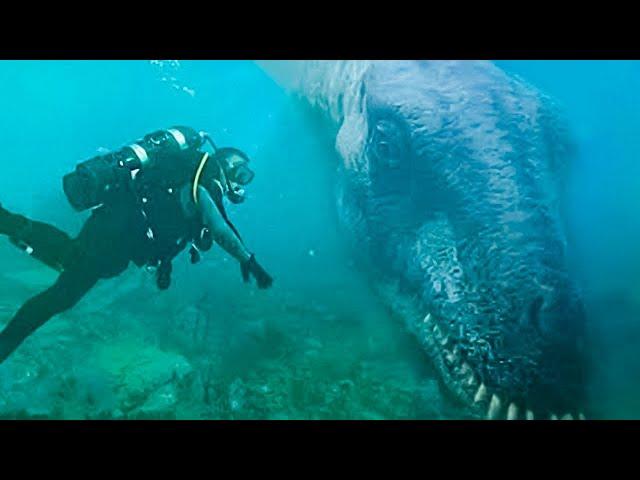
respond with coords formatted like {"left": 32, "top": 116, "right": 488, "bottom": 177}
{"left": 259, "top": 60, "right": 588, "bottom": 420}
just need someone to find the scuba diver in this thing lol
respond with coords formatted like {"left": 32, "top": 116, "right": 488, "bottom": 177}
{"left": 0, "top": 126, "right": 273, "bottom": 364}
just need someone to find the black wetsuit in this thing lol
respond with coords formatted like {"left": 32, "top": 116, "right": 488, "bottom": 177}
{"left": 0, "top": 152, "right": 207, "bottom": 364}
{"left": 0, "top": 203, "right": 145, "bottom": 362}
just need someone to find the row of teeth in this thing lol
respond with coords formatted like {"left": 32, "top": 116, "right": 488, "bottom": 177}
{"left": 423, "top": 313, "right": 587, "bottom": 420}
{"left": 473, "top": 383, "right": 586, "bottom": 420}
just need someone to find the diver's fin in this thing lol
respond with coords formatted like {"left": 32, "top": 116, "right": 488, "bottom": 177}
{"left": 0, "top": 202, "right": 14, "bottom": 236}
{"left": 1, "top": 209, "right": 74, "bottom": 273}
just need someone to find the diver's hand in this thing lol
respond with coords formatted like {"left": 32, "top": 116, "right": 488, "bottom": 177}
{"left": 241, "top": 255, "right": 273, "bottom": 289}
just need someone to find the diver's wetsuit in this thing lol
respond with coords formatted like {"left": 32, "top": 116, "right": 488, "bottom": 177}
{"left": 0, "top": 200, "right": 149, "bottom": 363}
{"left": 0, "top": 153, "right": 269, "bottom": 363}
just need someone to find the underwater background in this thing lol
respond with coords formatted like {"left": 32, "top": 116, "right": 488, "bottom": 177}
{"left": 0, "top": 60, "right": 637, "bottom": 419}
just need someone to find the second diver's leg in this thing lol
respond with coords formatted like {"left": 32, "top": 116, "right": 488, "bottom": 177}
{"left": 0, "top": 204, "right": 75, "bottom": 272}
{"left": 0, "top": 265, "right": 98, "bottom": 364}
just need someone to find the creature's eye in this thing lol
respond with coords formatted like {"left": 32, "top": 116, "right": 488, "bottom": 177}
{"left": 370, "top": 120, "right": 405, "bottom": 169}
{"left": 376, "top": 141, "right": 391, "bottom": 158}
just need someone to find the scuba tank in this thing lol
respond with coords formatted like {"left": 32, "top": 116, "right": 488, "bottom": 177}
{"left": 63, "top": 126, "right": 209, "bottom": 212}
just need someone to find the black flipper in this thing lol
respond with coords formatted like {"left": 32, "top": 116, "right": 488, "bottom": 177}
{"left": 0, "top": 204, "right": 75, "bottom": 272}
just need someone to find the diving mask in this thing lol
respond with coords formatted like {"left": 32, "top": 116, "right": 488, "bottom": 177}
{"left": 224, "top": 152, "right": 255, "bottom": 186}
{"left": 216, "top": 148, "right": 255, "bottom": 204}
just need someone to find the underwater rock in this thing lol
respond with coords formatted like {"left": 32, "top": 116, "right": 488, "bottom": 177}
{"left": 305, "top": 338, "right": 323, "bottom": 350}
{"left": 130, "top": 384, "right": 179, "bottom": 420}
{"left": 0, "top": 392, "right": 53, "bottom": 419}
{"left": 23, "top": 406, "right": 53, "bottom": 419}
{"left": 242, "top": 318, "right": 268, "bottom": 343}
{"left": 0, "top": 364, "right": 63, "bottom": 419}
{"left": 228, "top": 378, "right": 247, "bottom": 413}
{"left": 93, "top": 340, "right": 194, "bottom": 416}
{"left": 360, "top": 410, "right": 385, "bottom": 420}
{"left": 266, "top": 412, "right": 290, "bottom": 420}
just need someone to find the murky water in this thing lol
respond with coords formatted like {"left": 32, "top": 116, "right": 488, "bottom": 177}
{"left": 0, "top": 60, "right": 638, "bottom": 419}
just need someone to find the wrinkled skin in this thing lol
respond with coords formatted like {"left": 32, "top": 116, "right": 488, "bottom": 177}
{"left": 260, "top": 60, "right": 588, "bottom": 419}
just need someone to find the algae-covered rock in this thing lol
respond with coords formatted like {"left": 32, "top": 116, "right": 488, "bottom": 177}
{"left": 0, "top": 361, "right": 64, "bottom": 419}
{"left": 93, "top": 339, "right": 194, "bottom": 417}
{"left": 130, "top": 384, "right": 179, "bottom": 419}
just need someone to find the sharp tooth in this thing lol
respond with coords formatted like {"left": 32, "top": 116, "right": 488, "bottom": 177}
{"left": 578, "top": 413, "right": 586, "bottom": 420}
{"left": 550, "top": 414, "right": 558, "bottom": 420}
{"left": 526, "top": 410, "right": 534, "bottom": 420}
{"left": 445, "top": 350, "right": 456, "bottom": 364}
{"left": 424, "top": 313, "right": 432, "bottom": 323}
{"left": 474, "top": 383, "right": 487, "bottom": 403}
{"left": 440, "top": 336, "right": 449, "bottom": 346}
{"left": 507, "top": 403, "right": 518, "bottom": 420}
{"left": 487, "top": 394, "right": 502, "bottom": 420}
{"left": 460, "top": 363, "right": 475, "bottom": 387}
{"left": 561, "top": 414, "right": 573, "bottom": 420}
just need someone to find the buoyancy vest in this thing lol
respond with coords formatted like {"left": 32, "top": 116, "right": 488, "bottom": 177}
{"left": 131, "top": 149, "right": 213, "bottom": 272}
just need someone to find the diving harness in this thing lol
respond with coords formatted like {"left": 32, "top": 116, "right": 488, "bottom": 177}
{"left": 62, "top": 126, "right": 239, "bottom": 290}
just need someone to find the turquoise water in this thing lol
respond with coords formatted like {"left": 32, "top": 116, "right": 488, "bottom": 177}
{"left": 0, "top": 60, "right": 638, "bottom": 419}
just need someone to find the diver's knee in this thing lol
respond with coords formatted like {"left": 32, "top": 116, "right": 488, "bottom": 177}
{"left": 46, "top": 274, "right": 97, "bottom": 314}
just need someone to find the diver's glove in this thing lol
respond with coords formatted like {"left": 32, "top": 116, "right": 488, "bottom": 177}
{"left": 241, "top": 254, "right": 274, "bottom": 289}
